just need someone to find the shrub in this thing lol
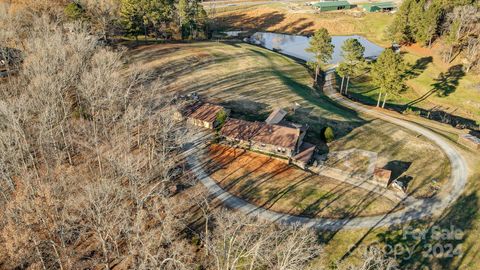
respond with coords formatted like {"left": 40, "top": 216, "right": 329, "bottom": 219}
{"left": 64, "top": 2, "right": 86, "bottom": 21}
{"left": 323, "top": 126, "right": 335, "bottom": 143}
{"left": 215, "top": 110, "right": 228, "bottom": 130}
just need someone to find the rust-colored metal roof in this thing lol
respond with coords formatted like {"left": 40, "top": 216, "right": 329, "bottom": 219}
{"left": 220, "top": 118, "right": 263, "bottom": 141}
{"left": 293, "top": 142, "right": 316, "bottom": 163}
{"left": 252, "top": 123, "right": 300, "bottom": 150}
{"left": 188, "top": 103, "right": 224, "bottom": 124}
{"left": 374, "top": 168, "right": 392, "bottom": 184}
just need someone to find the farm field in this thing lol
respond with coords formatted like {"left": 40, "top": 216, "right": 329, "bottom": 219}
{"left": 210, "top": 3, "right": 395, "bottom": 46}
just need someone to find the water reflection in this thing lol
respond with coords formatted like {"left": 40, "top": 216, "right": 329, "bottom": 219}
{"left": 248, "top": 31, "right": 384, "bottom": 64}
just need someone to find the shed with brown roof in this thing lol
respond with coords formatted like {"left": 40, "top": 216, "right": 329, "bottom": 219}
{"left": 292, "top": 142, "right": 316, "bottom": 169}
{"left": 186, "top": 103, "right": 229, "bottom": 129}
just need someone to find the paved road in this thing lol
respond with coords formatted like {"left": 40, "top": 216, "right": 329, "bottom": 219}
{"left": 187, "top": 71, "right": 468, "bottom": 230}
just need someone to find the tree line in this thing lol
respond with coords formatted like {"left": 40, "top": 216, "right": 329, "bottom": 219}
{"left": 64, "top": 0, "right": 209, "bottom": 40}
{"left": 387, "top": 0, "right": 480, "bottom": 70}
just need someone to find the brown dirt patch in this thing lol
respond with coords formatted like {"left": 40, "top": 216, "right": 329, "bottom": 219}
{"left": 206, "top": 144, "right": 400, "bottom": 219}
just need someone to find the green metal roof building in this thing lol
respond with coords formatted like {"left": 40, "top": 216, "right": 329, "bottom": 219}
{"left": 361, "top": 2, "right": 396, "bottom": 12}
{"left": 312, "top": 1, "right": 352, "bottom": 12}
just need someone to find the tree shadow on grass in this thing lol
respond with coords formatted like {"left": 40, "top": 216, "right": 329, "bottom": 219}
{"left": 406, "top": 56, "right": 433, "bottom": 80}
{"left": 376, "top": 192, "right": 478, "bottom": 269}
{"left": 431, "top": 64, "right": 465, "bottom": 97}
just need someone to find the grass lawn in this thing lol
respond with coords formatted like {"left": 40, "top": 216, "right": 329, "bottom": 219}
{"left": 345, "top": 47, "right": 480, "bottom": 124}
{"left": 403, "top": 47, "right": 480, "bottom": 122}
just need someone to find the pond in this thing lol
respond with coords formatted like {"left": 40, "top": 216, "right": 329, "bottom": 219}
{"left": 247, "top": 31, "right": 384, "bottom": 64}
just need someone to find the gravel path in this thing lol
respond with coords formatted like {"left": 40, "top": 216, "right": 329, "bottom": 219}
{"left": 187, "top": 71, "right": 468, "bottom": 230}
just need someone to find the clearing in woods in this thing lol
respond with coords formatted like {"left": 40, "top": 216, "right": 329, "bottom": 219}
{"left": 129, "top": 41, "right": 450, "bottom": 199}
{"left": 128, "top": 41, "right": 480, "bottom": 269}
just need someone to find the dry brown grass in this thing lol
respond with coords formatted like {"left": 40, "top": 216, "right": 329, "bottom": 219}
{"left": 206, "top": 144, "right": 399, "bottom": 219}
{"left": 211, "top": 5, "right": 395, "bottom": 46}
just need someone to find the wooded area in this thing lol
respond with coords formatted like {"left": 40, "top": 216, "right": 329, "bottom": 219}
{"left": 388, "top": 0, "right": 480, "bottom": 70}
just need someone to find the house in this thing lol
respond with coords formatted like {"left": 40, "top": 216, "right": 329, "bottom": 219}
{"left": 176, "top": 102, "right": 229, "bottom": 129}
{"left": 250, "top": 124, "right": 302, "bottom": 158}
{"left": 458, "top": 134, "right": 480, "bottom": 151}
{"left": 220, "top": 108, "right": 316, "bottom": 165}
{"left": 312, "top": 1, "right": 352, "bottom": 12}
{"left": 361, "top": 2, "right": 396, "bottom": 12}
{"left": 220, "top": 119, "right": 310, "bottom": 159}
{"left": 220, "top": 118, "right": 303, "bottom": 158}
{"left": 220, "top": 118, "right": 263, "bottom": 148}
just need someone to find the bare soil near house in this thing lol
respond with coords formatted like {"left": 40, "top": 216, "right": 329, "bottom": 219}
{"left": 206, "top": 144, "right": 399, "bottom": 218}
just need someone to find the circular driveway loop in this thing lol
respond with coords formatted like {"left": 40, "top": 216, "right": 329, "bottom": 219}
{"left": 188, "top": 71, "right": 468, "bottom": 230}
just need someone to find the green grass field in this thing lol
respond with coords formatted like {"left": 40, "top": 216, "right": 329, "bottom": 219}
{"left": 345, "top": 51, "right": 480, "bottom": 124}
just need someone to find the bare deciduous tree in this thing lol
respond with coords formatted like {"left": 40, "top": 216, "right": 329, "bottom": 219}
{"left": 206, "top": 210, "right": 322, "bottom": 270}
{"left": 463, "top": 37, "right": 480, "bottom": 73}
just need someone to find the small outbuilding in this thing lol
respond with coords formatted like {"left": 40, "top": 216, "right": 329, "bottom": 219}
{"left": 177, "top": 102, "right": 229, "bottom": 130}
{"left": 373, "top": 167, "right": 392, "bottom": 187}
{"left": 312, "top": 1, "right": 352, "bottom": 12}
{"left": 292, "top": 142, "right": 316, "bottom": 169}
{"left": 361, "top": 2, "right": 396, "bottom": 12}
{"left": 458, "top": 134, "right": 480, "bottom": 151}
